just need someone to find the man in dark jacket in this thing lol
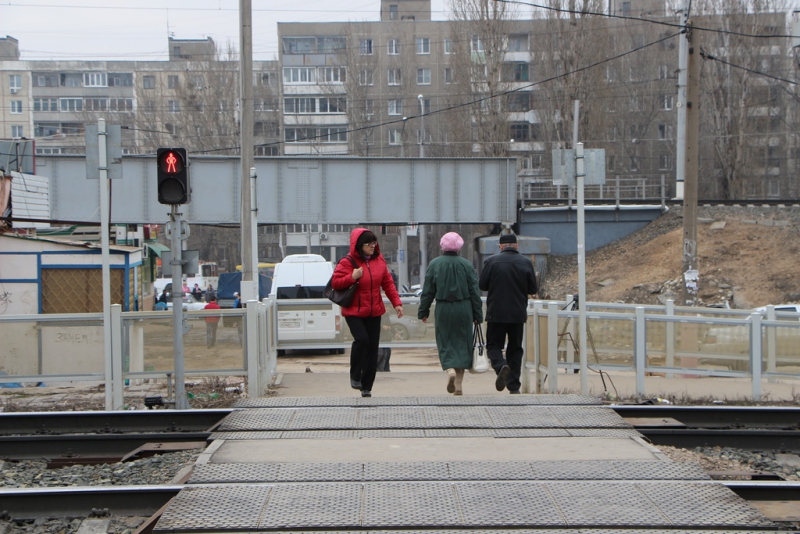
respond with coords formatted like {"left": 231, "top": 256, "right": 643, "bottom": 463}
{"left": 479, "top": 233, "right": 538, "bottom": 393}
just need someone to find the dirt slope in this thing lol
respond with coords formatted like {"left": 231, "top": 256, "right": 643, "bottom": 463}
{"left": 542, "top": 205, "right": 800, "bottom": 309}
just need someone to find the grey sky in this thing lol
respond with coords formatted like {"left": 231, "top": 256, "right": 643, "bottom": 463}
{"left": 6, "top": 0, "right": 450, "bottom": 61}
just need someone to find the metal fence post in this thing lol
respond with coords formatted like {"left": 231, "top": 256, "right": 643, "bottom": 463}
{"left": 765, "top": 305, "right": 777, "bottom": 376}
{"left": 665, "top": 299, "right": 675, "bottom": 378}
{"left": 110, "top": 304, "right": 124, "bottom": 410}
{"left": 750, "top": 312, "right": 762, "bottom": 401}
{"left": 245, "top": 300, "right": 260, "bottom": 398}
{"left": 547, "top": 301, "right": 559, "bottom": 393}
{"left": 635, "top": 306, "right": 646, "bottom": 397}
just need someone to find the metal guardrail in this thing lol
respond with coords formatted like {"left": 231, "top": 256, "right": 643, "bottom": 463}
{"left": 2, "top": 297, "right": 799, "bottom": 408}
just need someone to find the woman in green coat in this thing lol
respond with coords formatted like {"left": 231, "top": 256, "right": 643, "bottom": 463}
{"left": 418, "top": 232, "right": 483, "bottom": 395}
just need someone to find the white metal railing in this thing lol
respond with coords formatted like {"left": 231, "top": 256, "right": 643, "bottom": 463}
{"left": 524, "top": 300, "right": 800, "bottom": 399}
{"left": 2, "top": 297, "right": 799, "bottom": 408}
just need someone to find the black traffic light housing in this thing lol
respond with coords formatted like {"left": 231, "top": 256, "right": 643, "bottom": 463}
{"left": 157, "top": 148, "right": 190, "bottom": 205}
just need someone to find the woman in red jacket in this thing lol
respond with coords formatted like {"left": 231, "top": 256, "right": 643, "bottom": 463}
{"left": 332, "top": 228, "right": 403, "bottom": 397}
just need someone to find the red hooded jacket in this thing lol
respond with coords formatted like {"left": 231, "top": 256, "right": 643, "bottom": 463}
{"left": 332, "top": 228, "right": 402, "bottom": 318}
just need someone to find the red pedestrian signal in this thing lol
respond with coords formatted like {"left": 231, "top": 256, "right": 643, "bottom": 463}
{"left": 156, "top": 148, "right": 189, "bottom": 204}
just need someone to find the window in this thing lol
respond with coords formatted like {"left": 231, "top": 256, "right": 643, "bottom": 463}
{"left": 629, "top": 97, "right": 641, "bottom": 111}
{"left": 502, "top": 63, "right": 529, "bottom": 82}
{"left": 388, "top": 39, "right": 399, "bottom": 55}
{"left": 143, "top": 75, "right": 155, "bottom": 89}
{"left": 255, "top": 146, "right": 279, "bottom": 156}
{"left": 359, "top": 69, "right": 374, "bottom": 86}
{"left": 284, "top": 97, "right": 316, "bottom": 113}
{"left": 388, "top": 69, "right": 402, "bottom": 86}
{"left": 219, "top": 101, "right": 229, "bottom": 112}
{"left": 60, "top": 73, "right": 82, "bottom": 87}
{"left": 508, "top": 34, "right": 528, "bottom": 52}
{"left": 389, "top": 129, "right": 402, "bottom": 145}
{"left": 364, "top": 99, "right": 374, "bottom": 116}
{"left": 254, "top": 121, "right": 279, "bottom": 136}
{"left": 108, "top": 73, "right": 133, "bottom": 87}
{"left": 83, "top": 73, "right": 107, "bottom": 87}
{"left": 510, "top": 123, "right": 530, "bottom": 142}
{"left": 34, "top": 98, "right": 58, "bottom": 111}
{"left": 531, "top": 154, "right": 543, "bottom": 169}
{"left": 283, "top": 67, "right": 316, "bottom": 84}
{"left": 34, "top": 74, "right": 57, "bottom": 87}
{"left": 9, "top": 74, "right": 21, "bottom": 91}
{"left": 605, "top": 66, "right": 617, "bottom": 82}
{"left": 607, "top": 154, "right": 615, "bottom": 171}
{"left": 11, "top": 125, "right": 23, "bottom": 137}
{"left": 416, "top": 37, "right": 430, "bottom": 54}
{"left": 84, "top": 98, "right": 107, "bottom": 111}
{"left": 319, "top": 67, "right": 346, "bottom": 83}
{"left": 658, "top": 64, "right": 670, "bottom": 79}
{"left": 444, "top": 39, "right": 452, "bottom": 54}
{"left": 362, "top": 129, "right": 375, "bottom": 145}
{"left": 190, "top": 75, "right": 204, "bottom": 89}
{"left": 417, "top": 68, "right": 431, "bottom": 85}
{"left": 629, "top": 156, "right": 639, "bottom": 171}
{"left": 255, "top": 98, "right": 278, "bottom": 111}
{"left": 317, "top": 37, "right": 346, "bottom": 53}
{"left": 622, "top": 1, "right": 631, "bottom": 17}
{"left": 660, "top": 95, "right": 674, "bottom": 110}
{"left": 319, "top": 97, "right": 346, "bottom": 113}
{"left": 389, "top": 4, "right": 398, "bottom": 19}
{"left": 143, "top": 100, "right": 156, "bottom": 113}
{"left": 168, "top": 75, "right": 179, "bottom": 89}
{"left": 35, "top": 123, "right": 59, "bottom": 137}
{"left": 444, "top": 68, "right": 453, "bottom": 84}
{"left": 109, "top": 98, "right": 133, "bottom": 112}
{"left": 10, "top": 101, "right": 22, "bottom": 114}
{"left": 506, "top": 92, "right": 530, "bottom": 112}
{"left": 60, "top": 98, "right": 83, "bottom": 112}
{"left": 388, "top": 99, "right": 403, "bottom": 115}
{"left": 256, "top": 72, "right": 275, "bottom": 87}
{"left": 320, "top": 126, "right": 347, "bottom": 142}
{"left": 471, "top": 36, "right": 484, "bottom": 53}
{"left": 419, "top": 98, "right": 430, "bottom": 114}
{"left": 658, "top": 124, "right": 673, "bottom": 140}
{"left": 168, "top": 100, "right": 180, "bottom": 113}
{"left": 282, "top": 37, "right": 316, "bottom": 54}
{"left": 360, "top": 39, "right": 373, "bottom": 55}
{"left": 165, "top": 123, "right": 179, "bottom": 136}
{"left": 658, "top": 154, "right": 672, "bottom": 170}
{"left": 607, "top": 126, "right": 617, "bottom": 141}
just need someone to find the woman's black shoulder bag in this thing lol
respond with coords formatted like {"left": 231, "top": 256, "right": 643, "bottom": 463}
{"left": 324, "top": 255, "right": 359, "bottom": 307}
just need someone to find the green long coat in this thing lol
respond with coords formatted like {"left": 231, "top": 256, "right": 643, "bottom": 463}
{"left": 418, "top": 252, "right": 483, "bottom": 370}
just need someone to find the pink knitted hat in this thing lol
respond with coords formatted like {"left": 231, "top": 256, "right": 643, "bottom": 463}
{"left": 440, "top": 232, "right": 464, "bottom": 252}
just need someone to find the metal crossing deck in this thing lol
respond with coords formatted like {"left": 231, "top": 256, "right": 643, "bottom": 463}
{"left": 154, "top": 395, "right": 778, "bottom": 532}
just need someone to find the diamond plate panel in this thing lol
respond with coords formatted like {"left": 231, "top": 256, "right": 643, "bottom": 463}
{"left": 234, "top": 394, "right": 602, "bottom": 408}
{"left": 448, "top": 462, "right": 535, "bottom": 481}
{"left": 218, "top": 408, "right": 296, "bottom": 431}
{"left": 358, "top": 407, "right": 427, "bottom": 428}
{"left": 289, "top": 408, "right": 359, "bottom": 429}
{"left": 357, "top": 429, "right": 427, "bottom": 438}
{"left": 456, "top": 482, "right": 564, "bottom": 526}
{"left": 547, "top": 482, "right": 669, "bottom": 526}
{"left": 567, "top": 428, "right": 642, "bottom": 438}
{"left": 276, "top": 462, "right": 364, "bottom": 482}
{"left": 363, "top": 482, "right": 462, "bottom": 527}
{"left": 550, "top": 407, "right": 632, "bottom": 428}
{"left": 279, "top": 430, "right": 358, "bottom": 439}
{"left": 528, "top": 461, "right": 709, "bottom": 481}
{"left": 643, "top": 482, "right": 776, "bottom": 528}
{"left": 422, "top": 407, "right": 494, "bottom": 428}
{"left": 363, "top": 462, "right": 449, "bottom": 481}
{"left": 211, "top": 431, "right": 284, "bottom": 440}
{"left": 154, "top": 486, "right": 272, "bottom": 531}
{"left": 492, "top": 428, "right": 571, "bottom": 438}
{"left": 189, "top": 463, "right": 280, "bottom": 484}
{"left": 485, "top": 406, "right": 563, "bottom": 427}
{"left": 424, "top": 428, "right": 497, "bottom": 438}
{"left": 259, "top": 483, "right": 363, "bottom": 529}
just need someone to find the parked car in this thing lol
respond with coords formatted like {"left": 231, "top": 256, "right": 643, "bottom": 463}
{"left": 387, "top": 314, "right": 427, "bottom": 340}
{"left": 166, "top": 294, "right": 206, "bottom": 312}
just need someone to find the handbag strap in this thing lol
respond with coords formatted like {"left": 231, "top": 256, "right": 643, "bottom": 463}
{"left": 473, "top": 323, "right": 484, "bottom": 347}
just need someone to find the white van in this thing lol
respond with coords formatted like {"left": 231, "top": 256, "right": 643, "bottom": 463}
{"left": 271, "top": 254, "right": 344, "bottom": 354}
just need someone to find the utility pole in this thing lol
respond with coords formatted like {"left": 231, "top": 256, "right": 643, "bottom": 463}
{"left": 681, "top": 19, "right": 701, "bottom": 306}
{"left": 417, "top": 95, "right": 427, "bottom": 288}
{"left": 674, "top": 0, "right": 690, "bottom": 200}
{"left": 239, "top": 0, "right": 257, "bottom": 302}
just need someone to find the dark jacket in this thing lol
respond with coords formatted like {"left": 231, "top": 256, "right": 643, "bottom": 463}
{"left": 479, "top": 248, "right": 538, "bottom": 323}
{"left": 332, "top": 228, "right": 402, "bottom": 318}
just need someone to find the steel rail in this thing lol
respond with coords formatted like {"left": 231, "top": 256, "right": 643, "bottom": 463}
{"left": 638, "top": 428, "right": 800, "bottom": 451}
{"left": 612, "top": 405, "right": 800, "bottom": 429}
{"left": 0, "top": 432, "right": 212, "bottom": 459}
{"left": 0, "top": 409, "right": 233, "bottom": 436}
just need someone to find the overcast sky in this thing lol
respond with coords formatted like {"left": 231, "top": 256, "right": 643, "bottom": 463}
{"left": 5, "top": 0, "right": 451, "bottom": 62}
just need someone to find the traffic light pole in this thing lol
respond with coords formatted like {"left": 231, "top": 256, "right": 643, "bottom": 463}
{"left": 167, "top": 205, "right": 190, "bottom": 410}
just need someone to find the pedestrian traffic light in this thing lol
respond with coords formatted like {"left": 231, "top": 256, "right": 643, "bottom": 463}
{"left": 156, "top": 148, "right": 189, "bottom": 205}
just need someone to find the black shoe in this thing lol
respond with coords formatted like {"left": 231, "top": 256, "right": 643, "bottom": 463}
{"left": 361, "top": 390, "right": 371, "bottom": 397}
{"left": 496, "top": 365, "right": 510, "bottom": 391}
{"left": 350, "top": 379, "right": 362, "bottom": 390}
{"left": 509, "top": 389, "right": 520, "bottom": 394}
